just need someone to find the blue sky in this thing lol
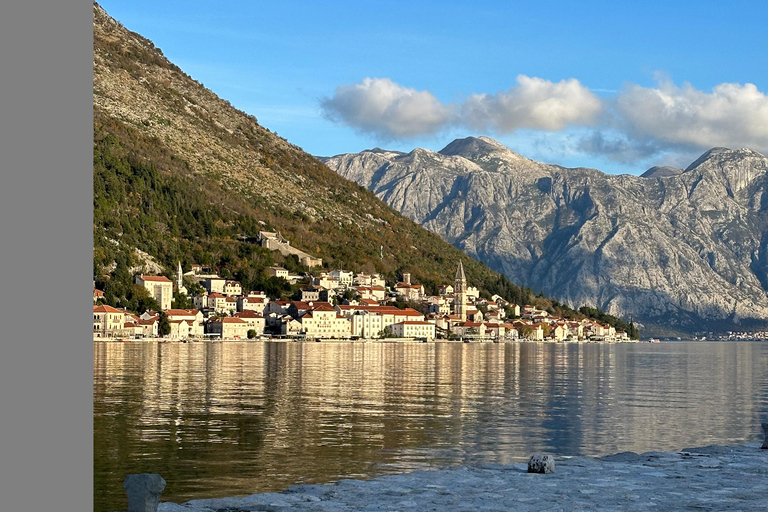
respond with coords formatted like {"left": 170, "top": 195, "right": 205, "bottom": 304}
{"left": 97, "top": 1, "right": 767, "bottom": 174}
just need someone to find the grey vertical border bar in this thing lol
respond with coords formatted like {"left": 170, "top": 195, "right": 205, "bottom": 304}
{"left": 0, "top": 1, "right": 94, "bottom": 511}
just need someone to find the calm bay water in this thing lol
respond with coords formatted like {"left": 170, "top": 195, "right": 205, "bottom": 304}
{"left": 94, "top": 341, "right": 768, "bottom": 512}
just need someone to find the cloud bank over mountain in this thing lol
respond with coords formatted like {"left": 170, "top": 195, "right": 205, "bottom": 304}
{"left": 320, "top": 78, "right": 453, "bottom": 139}
{"left": 321, "top": 76, "right": 768, "bottom": 164}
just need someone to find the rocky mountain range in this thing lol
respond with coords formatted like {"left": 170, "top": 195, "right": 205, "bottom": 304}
{"left": 323, "top": 137, "right": 768, "bottom": 334}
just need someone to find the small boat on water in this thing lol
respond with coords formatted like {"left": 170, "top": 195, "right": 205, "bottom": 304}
{"left": 649, "top": 338, "right": 660, "bottom": 343}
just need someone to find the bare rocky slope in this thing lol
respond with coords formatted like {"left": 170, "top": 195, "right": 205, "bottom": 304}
{"left": 323, "top": 137, "right": 768, "bottom": 334}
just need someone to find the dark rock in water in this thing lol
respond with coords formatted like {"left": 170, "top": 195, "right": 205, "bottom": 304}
{"left": 528, "top": 454, "right": 555, "bottom": 474}
{"left": 762, "top": 423, "right": 768, "bottom": 449}
{"left": 680, "top": 445, "right": 734, "bottom": 456}
{"left": 124, "top": 473, "right": 166, "bottom": 512}
{"left": 600, "top": 451, "right": 642, "bottom": 463}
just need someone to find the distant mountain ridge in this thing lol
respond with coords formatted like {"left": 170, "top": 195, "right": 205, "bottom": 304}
{"left": 323, "top": 137, "right": 768, "bottom": 334}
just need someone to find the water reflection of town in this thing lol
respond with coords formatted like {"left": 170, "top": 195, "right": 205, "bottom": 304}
{"left": 94, "top": 341, "right": 768, "bottom": 511}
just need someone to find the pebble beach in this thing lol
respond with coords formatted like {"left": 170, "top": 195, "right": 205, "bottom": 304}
{"left": 153, "top": 443, "right": 768, "bottom": 512}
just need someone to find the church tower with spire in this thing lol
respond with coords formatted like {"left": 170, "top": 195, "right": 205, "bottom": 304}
{"left": 454, "top": 261, "right": 467, "bottom": 321}
{"left": 176, "top": 261, "right": 187, "bottom": 296}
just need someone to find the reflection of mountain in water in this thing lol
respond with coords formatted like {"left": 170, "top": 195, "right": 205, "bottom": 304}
{"left": 93, "top": 342, "right": 768, "bottom": 512}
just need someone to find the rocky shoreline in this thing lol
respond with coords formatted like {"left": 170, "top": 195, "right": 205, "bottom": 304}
{"left": 149, "top": 443, "right": 768, "bottom": 512}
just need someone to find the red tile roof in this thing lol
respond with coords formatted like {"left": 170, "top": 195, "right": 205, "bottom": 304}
{"left": 93, "top": 305, "right": 122, "bottom": 313}
{"left": 209, "top": 317, "right": 247, "bottom": 324}
{"left": 165, "top": 309, "right": 200, "bottom": 317}
{"left": 310, "top": 302, "right": 336, "bottom": 312}
{"left": 234, "top": 311, "right": 264, "bottom": 318}
{"left": 139, "top": 275, "right": 172, "bottom": 283}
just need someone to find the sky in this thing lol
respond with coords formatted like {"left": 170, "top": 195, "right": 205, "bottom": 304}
{"left": 97, "top": 0, "right": 768, "bottom": 174}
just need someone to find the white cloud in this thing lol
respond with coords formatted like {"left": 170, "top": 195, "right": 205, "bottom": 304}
{"left": 320, "top": 76, "right": 768, "bottom": 163}
{"left": 461, "top": 75, "right": 603, "bottom": 132}
{"left": 320, "top": 78, "right": 453, "bottom": 139}
{"left": 616, "top": 81, "right": 768, "bottom": 153}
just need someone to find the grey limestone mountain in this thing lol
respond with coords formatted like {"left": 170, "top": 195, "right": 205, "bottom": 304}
{"left": 323, "top": 136, "right": 768, "bottom": 334}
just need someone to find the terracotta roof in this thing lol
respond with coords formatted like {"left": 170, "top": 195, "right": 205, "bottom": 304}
{"left": 234, "top": 311, "right": 263, "bottom": 318}
{"left": 93, "top": 305, "right": 122, "bottom": 313}
{"left": 138, "top": 319, "right": 158, "bottom": 325}
{"left": 311, "top": 302, "right": 336, "bottom": 312}
{"left": 139, "top": 275, "right": 172, "bottom": 283}
{"left": 398, "top": 321, "right": 433, "bottom": 326}
{"left": 93, "top": 289, "right": 104, "bottom": 297}
{"left": 208, "top": 292, "right": 226, "bottom": 298}
{"left": 165, "top": 309, "right": 200, "bottom": 316}
{"left": 210, "top": 317, "right": 248, "bottom": 324}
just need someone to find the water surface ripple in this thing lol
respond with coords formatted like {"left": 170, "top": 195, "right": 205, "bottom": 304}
{"left": 94, "top": 341, "right": 768, "bottom": 512}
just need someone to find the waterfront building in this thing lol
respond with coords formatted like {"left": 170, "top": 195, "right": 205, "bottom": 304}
{"left": 206, "top": 317, "right": 249, "bottom": 339}
{"left": 93, "top": 304, "right": 125, "bottom": 338}
{"left": 300, "top": 302, "right": 351, "bottom": 338}
{"left": 233, "top": 310, "right": 266, "bottom": 334}
{"left": 390, "top": 320, "right": 435, "bottom": 341}
{"left": 135, "top": 274, "right": 173, "bottom": 311}
{"left": 165, "top": 309, "right": 205, "bottom": 337}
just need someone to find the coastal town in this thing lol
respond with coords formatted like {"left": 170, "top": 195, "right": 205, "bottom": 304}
{"left": 94, "top": 236, "right": 633, "bottom": 344}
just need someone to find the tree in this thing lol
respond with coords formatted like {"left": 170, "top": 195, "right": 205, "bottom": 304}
{"left": 628, "top": 321, "right": 639, "bottom": 340}
{"left": 378, "top": 327, "right": 396, "bottom": 338}
{"left": 158, "top": 312, "right": 171, "bottom": 337}
{"left": 172, "top": 291, "right": 193, "bottom": 310}
{"left": 184, "top": 278, "right": 206, "bottom": 296}
{"left": 247, "top": 329, "right": 257, "bottom": 339}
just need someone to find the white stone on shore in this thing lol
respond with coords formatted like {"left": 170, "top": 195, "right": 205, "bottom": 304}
{"left": 156, "top": 444, "right": 768, "bottom": 512}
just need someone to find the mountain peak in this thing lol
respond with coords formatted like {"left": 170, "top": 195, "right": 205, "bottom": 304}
{"left": 641, "top": 166, "right": 684, "bottom": 179}
{"left": 684, "top": 147, "right": 733, "bottom": 172}
{"left": 439, "top": 136, "right": 522, "bottom": 159}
